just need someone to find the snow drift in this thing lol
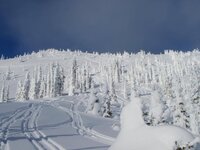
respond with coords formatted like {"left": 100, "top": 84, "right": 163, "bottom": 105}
{"left": 110, "top": 91, "right": 197, "bottom": 150}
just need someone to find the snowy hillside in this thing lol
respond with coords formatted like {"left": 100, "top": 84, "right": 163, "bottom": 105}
{"left": 0, "top": 49, "right": 200, "bottom": 150}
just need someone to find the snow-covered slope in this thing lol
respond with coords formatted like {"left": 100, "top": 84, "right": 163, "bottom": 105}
{"left": 0, "top": 49, "right": 200, "bottom": 149}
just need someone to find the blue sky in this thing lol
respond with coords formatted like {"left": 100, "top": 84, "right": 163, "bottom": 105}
{"left": 1, "top": 0, "right": 200, "bottom": 57}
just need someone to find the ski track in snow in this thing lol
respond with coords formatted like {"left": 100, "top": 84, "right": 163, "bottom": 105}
{"left": 0, "top": 104, "right": 33, "bottom": 150}
{"left": 22, "top": 104, "right": 66, "bottom": 150}
{"left": 0, "top": 103, "right": 66, "bottom": 150}
{"left": 51, "top": 101, "right": 115, "bottom": 145}
{"left": 0, "top": 97, "right": 114, "bottom": 150}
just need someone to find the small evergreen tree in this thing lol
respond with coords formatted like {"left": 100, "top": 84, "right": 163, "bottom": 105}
{"left": 0, "top": 84, "right": 5, "bottom": 102}
{"left": 5, "top": 67, "right": 11, "bottom": 80}
{"left": 29, "top": 78, "right": 38, "bottom": 100}
{"left": 103, "top": 90, "right": 112, "bottom": 118}
{"left": 68, "top": 60, "right": 77, "bottom": 96}
{"left": 39, "top": 78, "right": 46, "bottom": 98}
{"left": 86, "top": 89, "right": 101, "bottom": 116}
{"left": 5, "top": 85, "right": 9, "bottom": 102}
{"left": 149, "top": 90, "right": 164, "bottom": 125}
{"left": 16, "top": 81, "right": 24, "bottom": 101}
{"left": 22, "top": 72, "right": 31, "bottom": 100}
{"left": 173, "top": 95, "right": 190, "bottom": 130}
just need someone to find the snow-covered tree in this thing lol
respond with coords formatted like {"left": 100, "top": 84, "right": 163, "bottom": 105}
{"left": 173, "top": 95, "right": 190, "bottom": 130}
{"left": 46, "top": 65, "right": 52, "bottom": 97}
{"left": 42, "top": 63, "right": 65, "bottom": 98}
{"left": 86, "top": 89, "right": 101, "bottom": 116}
{"left": 29, "top": 78, "right": 38, "bottom": 100}
{"left": 22, "top": 72, "right": 31, "bottom": 100}
{"left": 0, "top": 84, "right": 8, "bottom": 102}
{"left": 102, "top": 91, "right": 112, "bottom": 118}
{"left": 5, "top": 67, "right": 12, "bottom": 80}
{"left": 110, "top": 81, "right": 117, "bottom": 104}
{"left": 36, "top": 66, "right": 42, "bottom": 96}
{"left": 16, "top": 81, "right": 24, "bottom": 101}
{"left": 114, "top": 59, "right": 121, "bottom": 83}
{"left": 53, "top": 64, "right": 63, "bottom": 97}
{"left": 68, "top": 59, "right": 78, "bottom": 96}
{"left": 72, "top": 58, "right": 78, "bottom": 88}
{"left": 39, "top": 78, "right": 46, "bottom": 98}
{"left": 148, "top": 90, "right": 165, "bottom": 125}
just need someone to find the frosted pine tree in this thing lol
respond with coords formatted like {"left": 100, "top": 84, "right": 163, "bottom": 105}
{"left": 16, "top": 81, "right": 24, "bottom": 101}
{"left": 148, "top": 90, "right": 164, "bottom": 125}
{"left": 0, "top": 84, "right": 6, "bottom": 102}
{"left": 22, "top": 72, "right": 31, "bottom": 100}
{"left": 46, "top": 65, "right": 51, "bottom": 97}
{"left": 68, "top": 76, "right": 75, "bottom": 96}
{"left": 72, "top": 58, "right": 78, "bottom": 88}
{"left": 68, "top": 59, "right": 77, "bottom": 96}
{"left": 53, "top": 64, "right": 62, "bottom": 97}
{"left": 44, "top": 63, "right": 65, "bottom": 97}
{"left": 110, "top": 78, "right": 117, "bottom": 105}
{"left": 173, "top": 94, "right": 190, "bottom": 130}
{"left": 114, "top": 60, "right": 121, "bottom": 83}
{"left": 50, "top": 63, "right": 55, "bottom": 97}
{"left": 5, "top": 85, "right": 9, "bottom": 102}
{"left": 101, "top": 80, "right": 112, "bottom": 117}
{"left": 58, "top": 64, "right": 65, "bottom": 94}
{"left": 85, "top": 66, "right": 92, "bottom": 90}
{"left": 86, "top": 88, "right": 101, "bottom": 116}
{"left": 5, "top": 66, "right": 11, "bottom": 80}
{"left": 36, "top": 66, "right": 42, "bottom": 96}
{"left": 103, "top": 90, "right": 112, "bottom": 118}
{"left": 52, "top": 65, "right": 58, "bottom": 97}
{"left": 86, "top": 89, "right": 97, "bottom": 112}
{"left": 39, "top": 78, "right": 46, "bottom": 98}
{"left": 29, "top": 78, "right": 38, "bottom": 100}
{"left": 46, "top": 63, "right": 55, "bottom": 97}
{"left": 81, "top": 66, "right": 87, "bottom": 92}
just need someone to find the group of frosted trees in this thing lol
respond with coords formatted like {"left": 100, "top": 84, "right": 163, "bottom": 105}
{"left": 15, "top": 59, "right": 93, "bottom": 101}
{"left": 67, "top": 59, "right": 93, "bottom": 96}
{"left": 16, "top": 63, "right": 65, "bottom": 101}
{"left": 0, "top": 67, "right": 12, "bottom": 102}
{"left": 87, "top": 50, "right": 200, "bottom": 133}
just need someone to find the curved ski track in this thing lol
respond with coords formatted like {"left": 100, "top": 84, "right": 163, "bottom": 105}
{"left": 0, "top": 104, "right": 33, "bottom": 150}
{"left": 0, "top": 103, "right": 66, "bottom": 150}
{"left": 51, "top": 102, "right": 115, "bottom": 145}
{"left": 22, "top": 104, "right": 66, "bottom": 150}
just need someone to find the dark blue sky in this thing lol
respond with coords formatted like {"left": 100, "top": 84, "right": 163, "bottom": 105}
{"left": 1, "top": 0, "right": 200, "bottom": 58}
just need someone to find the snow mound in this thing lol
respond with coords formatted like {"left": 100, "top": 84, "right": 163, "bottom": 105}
{"left": 109, "top": 92, "right": 195, "bottom": 150}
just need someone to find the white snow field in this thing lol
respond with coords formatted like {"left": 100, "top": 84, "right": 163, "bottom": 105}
{"left": 0, "top": 98, "right": 117, "bottom": 150}
{"left": 0, "top": 49, "right": 200, "bottom": 149}
{"left": 0, "top": 96, "right": 117, "bottom": 150}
